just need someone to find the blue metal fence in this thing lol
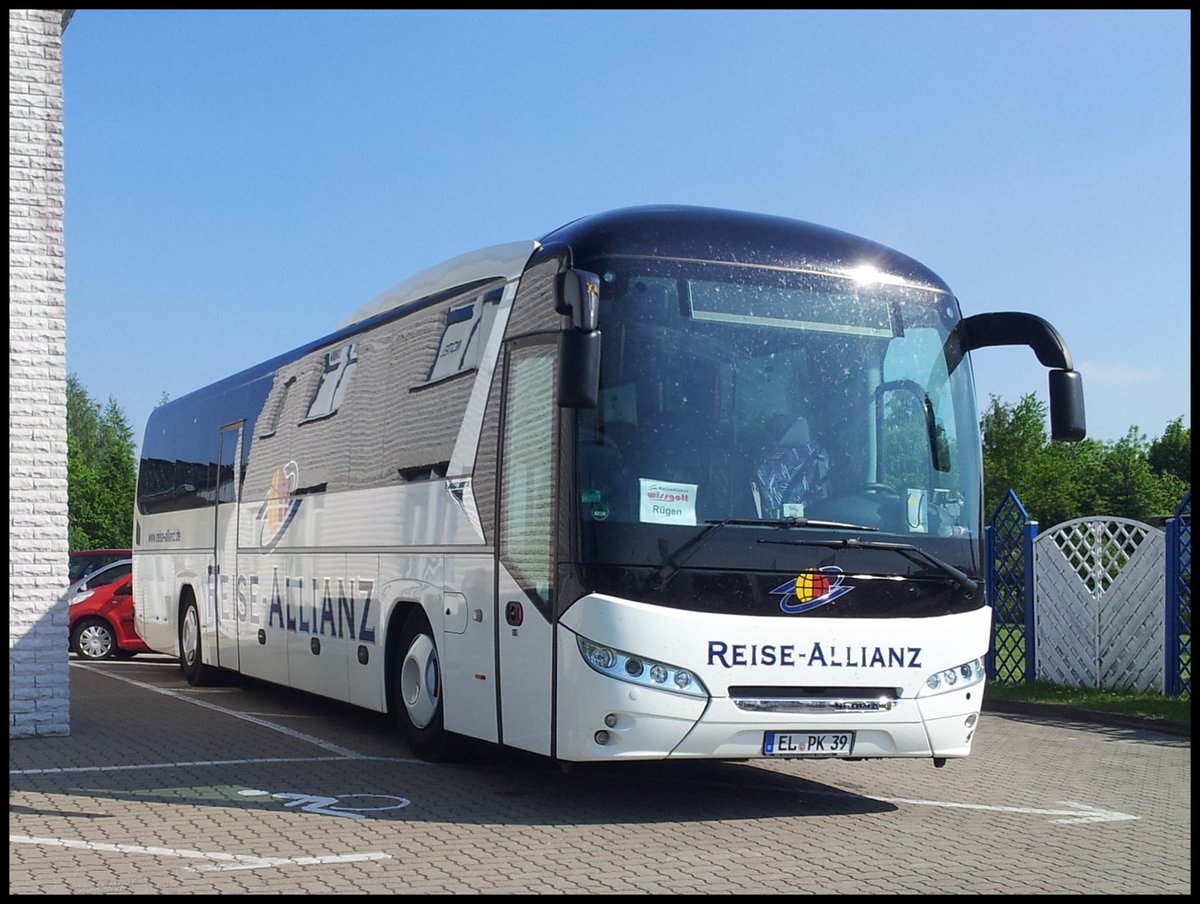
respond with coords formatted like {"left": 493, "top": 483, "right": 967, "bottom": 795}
{"left": 1164, "top": 491, "right": 1191, "bottom": 697}
{"left": 984, "top": 489, "right": 1037, "bottom": 684}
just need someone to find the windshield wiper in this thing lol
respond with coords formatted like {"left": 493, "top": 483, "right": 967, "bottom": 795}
{"left": 758, "top": 536, "right": 979, "bottom": 597}
{"left": 649, "top": 517, "right": 878, "bottom": 591}
{"left": 739, "top": 517, "right": 878, "bottom": 531}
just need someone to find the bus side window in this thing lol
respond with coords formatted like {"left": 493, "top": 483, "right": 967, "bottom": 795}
{"left": 304, "top": 342, "right": 359, "bottom": 421}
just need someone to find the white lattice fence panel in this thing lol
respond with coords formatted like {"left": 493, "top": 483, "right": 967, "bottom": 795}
{"left": 1033, "top": 543, "right": 1099, "bottom": 687}
{"left": 1033, "top": 518, "right": 1165, "bottom": 693}
{"left": 1098, "top": 535, "right": 1166, "bottom": 691}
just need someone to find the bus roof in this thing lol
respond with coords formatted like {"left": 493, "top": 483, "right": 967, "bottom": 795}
{"left": 148, "top": 205, "right": 954, "bottom": 431}
{"left": 540, "top": 205, "right": 953, "bottom": 293}
{"left": 343, "top": 206, "right": 953, "bottom": 333}
{"left": 338, "top": 240, "right": 539, "bottom": 329}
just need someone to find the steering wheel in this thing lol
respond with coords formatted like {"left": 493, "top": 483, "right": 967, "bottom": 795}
{"left": 859, "top": 483, "right": 900, "bottom": 495}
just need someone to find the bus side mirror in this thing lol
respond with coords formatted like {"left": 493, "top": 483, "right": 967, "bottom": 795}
{"left": 557, "top": 269, "right": 600, "bottom": 331}
{"left": 556, "top": 269, "right": 602, "bottom": 408}
{"left": 558, "top": 329, "right": 601, "bottom": 408}
{"left": 1048, "top": 368, "right": 1086, "bottom": 442}
{"left": 953, "top": 311, "right": 1087, "bottom": 442}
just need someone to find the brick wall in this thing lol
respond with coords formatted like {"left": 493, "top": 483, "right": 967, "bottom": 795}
{"left": 9, "top": 8, "right": 72, "bottom": 738}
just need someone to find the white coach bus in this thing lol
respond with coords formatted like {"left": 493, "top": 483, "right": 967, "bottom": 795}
{"left": 133, "top": 205, "right": 1085, "bottom": 767}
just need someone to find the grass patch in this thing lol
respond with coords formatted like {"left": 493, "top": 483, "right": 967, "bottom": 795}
{"left": 986, "top": 679, "right": 1191, "bottom": 724}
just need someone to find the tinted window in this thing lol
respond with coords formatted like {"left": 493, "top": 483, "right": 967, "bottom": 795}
{"left": 77, "top": 561, "right": 132, "bottom": 591}
{"left": 68, "top": 552, "right": 131, "bottom": 584}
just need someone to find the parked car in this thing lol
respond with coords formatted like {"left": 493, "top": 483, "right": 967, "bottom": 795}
{"left": 67, "top": 559, "right": 151, "bottom": 661}
{"left": 67, "top": 557, "right": 132, "bottom": 599}
{"left": 68, "top": 548, "right": 132, "bottom": 584}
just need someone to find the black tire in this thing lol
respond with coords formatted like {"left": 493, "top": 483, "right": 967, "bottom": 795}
{"left": 71, "top": 617, "right": 116, "bottom": 661}
{"left": 178, "top": 593, "right": 218, "bottom": 686}
{"left": 391, "top": 607, "right": 449, "bottom": 761}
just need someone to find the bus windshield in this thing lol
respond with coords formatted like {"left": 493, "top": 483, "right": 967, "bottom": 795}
{"left": 573, "top": 257, "right": 982, "bottom": 575}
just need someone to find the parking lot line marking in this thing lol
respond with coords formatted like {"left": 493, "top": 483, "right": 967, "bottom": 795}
{"left": 866, "top": 794, "right": 1138, "bottom": 824}
{"left": 72, "top": 662, "right": 365, "bottom": 757}
{"left": 10, "top": 754, "right": 421, "bottom": 777}
{"left": 10, "top": 835, "right": 391, "bottom": 872}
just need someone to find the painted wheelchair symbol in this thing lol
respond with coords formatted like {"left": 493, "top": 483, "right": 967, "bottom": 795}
{"left": 240, "top": 788, "right": 411, "bottom": 820}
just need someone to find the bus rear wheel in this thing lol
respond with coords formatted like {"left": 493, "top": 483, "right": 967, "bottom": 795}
{"left": 179, "top": 593, "right": 218, "bottom": 687}
{"left": 393, "top": 608, "right": 449, "bottom": 761}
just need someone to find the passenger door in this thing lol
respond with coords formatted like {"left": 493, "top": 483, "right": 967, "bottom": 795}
{"left": 494, "top": 337, "right": 559, "bottom": 756}
{"left": 214, "top": 422, "right": 243, "bottom": 670}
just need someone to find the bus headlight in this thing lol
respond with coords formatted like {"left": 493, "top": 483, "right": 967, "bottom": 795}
{"left": 918, "top": 657, "right": 985, "bottom": 696}
{"left": 576, "top": 635, "right": 709, "bottom": 698}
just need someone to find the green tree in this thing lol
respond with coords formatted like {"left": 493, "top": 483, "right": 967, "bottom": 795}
{"left": 982, "top": 395, "right": 1190, "bottom": 526}
{"left": 981, "top": 393, "right": 1048, "bottom": 520}
{"left": 1147, "top": 416, "right": 1191, "bottom": 485}
{"left": 984, "top": 391, "right": 1104, "bottom": 525}
{"left": 1036, "top": 435, "right": 1107, "bottom": 525}
{"left": 1096, "top": 427, "right": 1161, "bottom": 522}
{"left": 66, "top": 374, "right": 136, "bottom": 550}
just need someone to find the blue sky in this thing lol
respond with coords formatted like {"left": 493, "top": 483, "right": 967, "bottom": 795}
{"left": 61, "top": 9, "right": 1190, "bottom": 450}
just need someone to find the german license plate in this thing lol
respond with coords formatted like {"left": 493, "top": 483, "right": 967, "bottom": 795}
{"left": 763, "top": 731, "right": 855, "bottom": 757}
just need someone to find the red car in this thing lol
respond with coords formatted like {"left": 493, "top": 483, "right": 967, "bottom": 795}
{"left": 68, "top": 562, "right": 152, "bottom": 661}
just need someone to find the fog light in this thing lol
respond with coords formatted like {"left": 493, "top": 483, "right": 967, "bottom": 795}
{"left": 965, "top": 713, "right": 977, "bottom": 728}
{"left": 604, "top": 713, "right": 618, "bottom": 728}
{"left": 594, "top": 730, "right": 610, "bottom": 745}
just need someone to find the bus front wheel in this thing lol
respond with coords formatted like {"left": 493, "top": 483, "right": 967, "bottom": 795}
{"left": 393, "top": 608, "right": 449, "bottom": 761}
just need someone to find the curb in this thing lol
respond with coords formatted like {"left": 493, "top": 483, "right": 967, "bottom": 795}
{"left": 982, "top": 698, "right": 1191, "bottom": 738}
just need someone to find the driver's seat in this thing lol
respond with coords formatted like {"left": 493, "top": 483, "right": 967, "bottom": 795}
{"left": 752, "top": 415, "right": 831, "bottom": 519}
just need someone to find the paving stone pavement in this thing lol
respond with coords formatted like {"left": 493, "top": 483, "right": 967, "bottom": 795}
{"left": 9, "top": 656, "right": 1191, "bottom": 894}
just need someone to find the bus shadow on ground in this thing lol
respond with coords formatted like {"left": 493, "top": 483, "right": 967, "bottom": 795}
{"left": 15, "top": 662, "right": 895, "bottom": 825}
{"left": 9, "top": 751, "right": 895, "bottom": 827}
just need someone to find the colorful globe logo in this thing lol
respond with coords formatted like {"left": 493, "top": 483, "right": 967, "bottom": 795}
{"left": 256, "top": 461, "right": 300, "bottom": 551}
{"left": 264, "top": 465, "right": 293, "bottom": 536}
{"left": 771, "top": 567, "right": 853, "bottom": 614}
{"left": 792, "top": 570, "right": 831, "bottom": 602}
